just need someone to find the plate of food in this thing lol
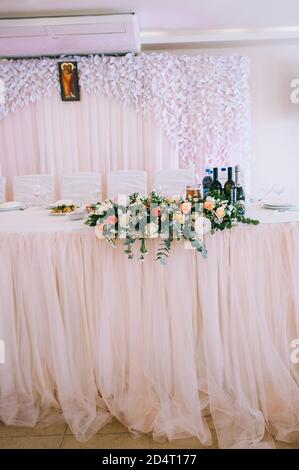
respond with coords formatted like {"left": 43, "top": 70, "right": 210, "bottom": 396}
{"left": 50, "top": 204, "right": 76, "bottom": 216}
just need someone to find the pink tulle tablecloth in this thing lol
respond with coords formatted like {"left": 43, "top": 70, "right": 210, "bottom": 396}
{"left": 0, "top": 207, "right": 299, "bottom": 448}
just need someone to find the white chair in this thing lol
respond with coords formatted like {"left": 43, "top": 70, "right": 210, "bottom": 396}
{"left": 153, "top": 169, "right": 195, "bottom": 197}
{"left": 0, "top": 176, "right": 6, "bottom": 203}
{"left": 107, "top": 171, "right": 147, "bottom": 201}
{"left": 60, "top": 173, "right": 102, "bottom": 204}
{"left": 13, "top": 174, "right": 55, "bottom": 205}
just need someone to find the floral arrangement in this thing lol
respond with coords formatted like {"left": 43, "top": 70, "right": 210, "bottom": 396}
{"left": 85, "top": 191, "right": 259, "bottom": 264}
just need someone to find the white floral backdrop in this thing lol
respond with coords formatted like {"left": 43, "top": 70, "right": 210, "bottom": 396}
{"left": 0, "top": 53, "right": 250, "bottom": 193}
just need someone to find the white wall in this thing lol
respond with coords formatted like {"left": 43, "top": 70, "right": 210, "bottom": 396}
{"left": 149, "top": 41, "right": 299, "bottom": 200}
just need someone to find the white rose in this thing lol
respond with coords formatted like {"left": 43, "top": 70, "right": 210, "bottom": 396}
{"left": 119, "top": 213, "right": 130, "bottom": 227}
{"left": 56, "top": 199, "right": 73, "bottom": 207}
{"left": 194, "top": 217, "right": 211, "bottom": 237}
{"left": 144, "top": 222, "right": 159, "bottom": 238}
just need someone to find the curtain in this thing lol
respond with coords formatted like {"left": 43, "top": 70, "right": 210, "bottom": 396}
{"left": 0, "top": 91, "right": 178, "bottom": 200}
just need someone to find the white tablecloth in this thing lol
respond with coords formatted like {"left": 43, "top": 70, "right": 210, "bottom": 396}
{"left": 0, "top": 206, "right": 299, "bottom": 448}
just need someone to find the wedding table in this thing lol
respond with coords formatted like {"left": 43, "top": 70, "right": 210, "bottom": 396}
{"left": 1, "top": 206, "right": 299, "bottom": 448}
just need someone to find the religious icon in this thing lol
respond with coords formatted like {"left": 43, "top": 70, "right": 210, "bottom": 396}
{"left": 58, "top": 61, "right": 80, "bottom": 101}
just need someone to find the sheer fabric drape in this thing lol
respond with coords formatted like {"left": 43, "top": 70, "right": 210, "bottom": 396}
{"left": 0, "top": 92, "right": 178, "bottom": 200}
{"left": 1, "top": 222, "right": 299, "bottom": 448}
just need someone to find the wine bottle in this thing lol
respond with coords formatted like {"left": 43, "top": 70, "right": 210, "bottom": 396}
{"left": 210, "top": 167, "right": 222, "bottom": 197}
{"left": 235, "top": 165, "right": 245, "bottom": 215}
{"left": 202, "top": 169, "right": 213, "bottom": 197}
{"left": 219, "top": 167, "right": 227, "bottom": 187}
{"left": 224, "top": 167, "right": 235, "bottom": 202}
{"left": 235, "top": 165, "right": 245, "bottom": 201}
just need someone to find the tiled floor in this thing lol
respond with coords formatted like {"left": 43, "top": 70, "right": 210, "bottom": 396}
{"left": 0, "top": 417, "right": 298, "bottom": 449}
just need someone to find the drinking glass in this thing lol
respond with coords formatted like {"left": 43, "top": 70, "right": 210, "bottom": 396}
{"left": 153, "top": 184, "right": 162, "bottom": 196}
{"left": 272, "top": 184, "right": 284, "bottom": 198}
{"left": 32, "top": 181, "right": 42, "bottom": 206}
{"left": 89, "top": 185, "right": 101, "bottom": 203}
{"left": 40, "top": 187, "right": 49, "bottom": 207}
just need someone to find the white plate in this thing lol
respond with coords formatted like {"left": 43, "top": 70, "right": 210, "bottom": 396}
{"left": 49, "top": 212, "right": 68, "bottom": 216}
{"left": 68, "top": 213, "right": 86, "bottom": 220}
{"left": 262, "top": 198, "right": 296, "bottom": 208}
{"left": 262, "top": 203, "right": 295, "bottom": 210}
{"left": 0, "top": 201, "right": 22, "bottom": 212}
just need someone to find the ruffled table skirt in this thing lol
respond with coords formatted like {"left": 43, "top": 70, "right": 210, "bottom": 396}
{"left": 1, "top": 222, "right": 299, "bottom": 448}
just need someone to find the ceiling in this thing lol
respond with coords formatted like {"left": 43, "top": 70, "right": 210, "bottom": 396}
{"left": 1, "top": 0, "right": 299, "bottom": 46}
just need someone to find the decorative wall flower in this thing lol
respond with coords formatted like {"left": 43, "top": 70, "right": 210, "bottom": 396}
{"left": 0, "top": 53, "right": 250, "bottom": 175}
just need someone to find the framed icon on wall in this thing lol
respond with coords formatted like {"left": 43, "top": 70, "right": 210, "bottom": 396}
{"left": 58, "top": 61, "right": 80, "bottom": 101}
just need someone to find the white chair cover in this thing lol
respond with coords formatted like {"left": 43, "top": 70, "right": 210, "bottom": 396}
{"left": 0, "top": 176, "right": 6, "bottom": 202}
{"left": 153, "top": 169, "right": 195, "bottom": 197}
{"left": 60, "top": 173, "right": 102, "bottom": 204}
{"left": 13, "top": 174, "right": 55, "bottom": 205}
{"left": 107, "top": 171, "right": 147, "bottom": 201}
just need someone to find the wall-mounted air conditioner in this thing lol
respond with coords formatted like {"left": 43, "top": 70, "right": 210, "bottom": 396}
{"left": 0, "top": 14, "right": 140, "bottom": 58}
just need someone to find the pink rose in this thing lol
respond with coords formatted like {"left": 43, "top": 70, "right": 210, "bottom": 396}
{"left": 181, "top": 202, "right": 192, "bottom": 214}
{"left": 95, "top": 223, "right": 105, "bottom": 239}
{"left": 106, "top": 215, "right": 118, "bottom": 225}
{"left": 151, "top": 207, "right": 161, "bottom": 217}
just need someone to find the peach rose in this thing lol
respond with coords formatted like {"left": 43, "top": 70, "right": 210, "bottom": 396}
{"left": 151, "top": 207, "right": 161, "bottom": 217}
{"left": 95, "top": 223, "right": 105, "bottom": 239}
{"left": 106, "top": 215, "right": 118, "bottom": 225}
{"left": 216, "top": 206, "right": 226, "bottom": 219}
{"left": 181, "top": 202, "right": 192, "bottom": 214}
{"left": 204, "top": 199, "right": 216, "bottom": 211}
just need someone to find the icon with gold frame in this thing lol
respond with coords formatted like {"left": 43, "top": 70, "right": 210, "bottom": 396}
{"left": 58, "top": 61, "right": 80, "bottom": 101}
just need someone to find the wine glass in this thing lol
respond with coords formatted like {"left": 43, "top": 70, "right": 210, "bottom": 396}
{"left": 257, "top": 184, "right": 273, "bottom": 203}
{"left": 272, "top": 184, "right": 284, "bottom": 198}
{"left": 153, "top": 184, "right": 162, "bottom": 197}
{"left": 89, "top": 185, "right": 101, "bottom": 203}
{"left": 40, "top": 187, "right": 49, "bottom": 208}
{"left": 32, "top": 181, "right": 42, "bottom": 206}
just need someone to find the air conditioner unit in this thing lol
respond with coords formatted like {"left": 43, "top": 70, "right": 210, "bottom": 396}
{"left": 0, "top": 14, "right": 140, "bottom": 58}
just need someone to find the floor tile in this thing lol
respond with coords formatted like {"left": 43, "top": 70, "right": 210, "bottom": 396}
{"left": 275, "top": 440, "right": 299, "bottom": 449}
{"left": 61, "top": 433, "right": 151, "bottom": 449}
{"left": 98, "top": 419, "right": 128, "bottom": 434}
{"left": 0, "top": 421, "right": 67, "bottom": 437}
{"left": 149, "top": 437, "right": 207, "bottom": 449}
{"left": 65, "top": 419, "right": 128, "bottom": 436}
{"left": 0, "top": 435, "right": 63, "bottom": 449}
